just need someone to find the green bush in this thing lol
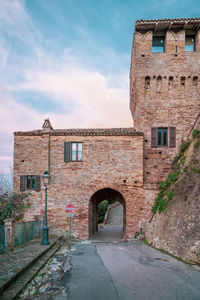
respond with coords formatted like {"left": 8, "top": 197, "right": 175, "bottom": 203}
{"left": 0, "top": 193, "right": 31, "bottom": 225}
{"left": 167, "top": 191, "right": 175, "bottom": 201}
{"left": 194, "top": 141, "right": 200, "bottom": 148}
{"left": 179, "top": 140, "right": 191, "bottom": 156}
{"left": 98, "top": 200, "right": 109, "bottom": 223}
{"left": 180, "top": 157, "right": 185, "bottom": 164}
{"left": 158, "top": 198, "right": 168, "bottom": 214}
{"left": 192, "top": 129, "right": 200, "bottom": 139}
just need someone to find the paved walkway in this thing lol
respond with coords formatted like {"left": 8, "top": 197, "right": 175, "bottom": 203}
{"left": 90, "top": 225, "right": 125, "bottom": 242}
{"left": 61, "top": 240, "right": 200, "bottom": 300}
{"left": 0, "top": 235, "right": 61, "bottom": 294}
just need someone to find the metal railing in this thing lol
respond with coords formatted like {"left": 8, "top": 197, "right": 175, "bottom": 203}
{"left": 14, "top": 220, "right": 41, "bottom": 247}
{"left": 0, "top": 225, "right": 8, "bottom": 254}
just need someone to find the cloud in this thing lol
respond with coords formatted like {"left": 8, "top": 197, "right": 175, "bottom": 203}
{"left": 0, "top": 0, "right": 133, "bottom": 174}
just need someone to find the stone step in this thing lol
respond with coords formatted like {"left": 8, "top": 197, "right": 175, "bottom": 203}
{"left": 0, "top": 238, "right": 63, "bottom": 300}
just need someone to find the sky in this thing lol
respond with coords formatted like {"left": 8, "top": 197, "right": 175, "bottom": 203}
{"left": 0, "top": 0, "right": 200, "bottom": 173}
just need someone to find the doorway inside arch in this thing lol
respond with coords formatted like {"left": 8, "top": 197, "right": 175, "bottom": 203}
{"left": 89, "top": 188, "right": 126, "bottom": 241}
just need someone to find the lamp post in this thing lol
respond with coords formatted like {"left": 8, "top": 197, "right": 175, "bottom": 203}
{"left": 41, "top": 170, "right": 50, "bottom": 245}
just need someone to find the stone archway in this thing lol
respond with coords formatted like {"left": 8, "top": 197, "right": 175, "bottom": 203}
{"left": 89, "top": 188, "right": 126, "bottom": 239}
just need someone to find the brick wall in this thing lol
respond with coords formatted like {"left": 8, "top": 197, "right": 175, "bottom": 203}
{"left": 130, "top": 26, "right": 200, "bottom": 186}
{"left": 14, "top": 131, "right": 152, "bottom": 239}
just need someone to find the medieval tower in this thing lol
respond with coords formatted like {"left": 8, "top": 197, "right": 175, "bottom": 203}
{"left": 130, "top": 18, "right": 200, "bottom": 186}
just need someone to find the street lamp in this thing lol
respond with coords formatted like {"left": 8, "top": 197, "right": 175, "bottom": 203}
{"left": 41, "top": 170, "right": 50, "bottom": 245}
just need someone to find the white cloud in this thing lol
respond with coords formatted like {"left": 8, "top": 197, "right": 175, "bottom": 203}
{"left": 0, "top": 0, "right": 133, "bottom": 174}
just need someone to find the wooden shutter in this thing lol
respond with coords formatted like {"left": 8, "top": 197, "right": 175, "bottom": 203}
{"left": 64, "top": 142, "right": 71, "bottom": 162}
{"left": 169, "top": 127, "right": 176, "bottom": 148}
{"left": 151, "top": 128, "right": 157, "bottom": 148}
{"left": 35, "top": 175, "right": 41, "bottom": 191}
{"left": 20, "top": 175, "right": 26, "bottom": 192}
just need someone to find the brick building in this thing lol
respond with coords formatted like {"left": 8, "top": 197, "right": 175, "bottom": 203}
{"left": 13, "top": 18, "right": 200, "bottom": 240}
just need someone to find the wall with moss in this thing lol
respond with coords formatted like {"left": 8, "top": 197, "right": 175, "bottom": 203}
{"left": 146, "top": 120, "right": 200, "bottom": 264}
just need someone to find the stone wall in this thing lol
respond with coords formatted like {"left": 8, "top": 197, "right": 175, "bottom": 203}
{"left": 13, "top": 130, "right": 152, "bottom": 240}
{"left": 145, "top": 119, "right": 200, "bottom": 264}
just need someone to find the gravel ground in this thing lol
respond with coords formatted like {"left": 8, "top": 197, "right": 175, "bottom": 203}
{"left": 18, "top": 244, "right": 70, "bottom": 299}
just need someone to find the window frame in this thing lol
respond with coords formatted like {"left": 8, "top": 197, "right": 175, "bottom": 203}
{"left": 151, "top": 127, "right": 176, "bottom": 148}
{"left": 157, "top": 128, "right": 168, "bottom": 147}
{"left": 71, "top": 142, "right": 83, "bottom": 162}
{"left": 152, "top": 36, "right": 165, "bottom": 53}
{"left": 27, "top": 175, "right": 36, "bottom": 190}
{"left": 185, "top": 34, "right": 195, "bottom": 52}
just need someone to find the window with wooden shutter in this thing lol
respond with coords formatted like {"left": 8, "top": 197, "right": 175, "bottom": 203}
{"left": 151, "top": 128, "right": 157, "bottom": 148}
{"left": 169, "top": 127, "right": 176, "bottom": 148}
{"left": 64, "top": 142, "right": 71, "bottom": 162}
{"left": 20, "top": 175, "right": 26, "bottom": 192}
{"left": 35, "top": 175, "right": 41, "bottom": 191}
{"left": 64, "top": 142, "right": 83, "bottom": 162}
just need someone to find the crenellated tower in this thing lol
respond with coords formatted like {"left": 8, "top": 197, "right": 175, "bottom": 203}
{"left": 130, "top": 18, "right": 200, "bottom": 186}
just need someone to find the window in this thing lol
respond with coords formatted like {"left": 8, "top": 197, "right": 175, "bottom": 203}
{"left": 27, "top": 175, "right": 36, "bottom": 189}
{"left": 145, "top": 76, "right": 150, "bottom": 89}
{"left": 185, "top": 35, "right": 195, "bottom": 51}
{"left": 64, "top": 142, "right": 83, "bottom": 162}
{"left": 20, "top": 175, "right": 40, "bottom": 191}
{"left": 158, "top": 128, "right": 168, "bottom": 146}
{"left": 152, "top": 36, "right": 165, "bottom": 53}
{"left": 72, "top": 143, "right": 82, "bottom": 161}
{"left": 151, "top": 127, "right": 176, "bottom": 148}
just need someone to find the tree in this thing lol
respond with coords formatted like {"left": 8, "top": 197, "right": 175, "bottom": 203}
{"left": 0, "top": 168, "right": 13, "bottom": 195}
{"left": 0, "top": 192, "right": 31, "bottom": 225}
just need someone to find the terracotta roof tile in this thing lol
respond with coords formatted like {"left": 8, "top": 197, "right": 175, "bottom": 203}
{"left": 14, "top": 128, "right": 143, "bottom": 136}
{"left": 136, "top": 17, "right": 200, "bottom": 24}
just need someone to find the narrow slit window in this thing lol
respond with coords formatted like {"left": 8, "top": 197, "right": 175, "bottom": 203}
{"left": 169, "top": 76, "right": 173, "bottom": 86}
{"left": 180, "top": 77, "right": 185, "bottom": 86}
{"left": 152, "top": 36, "right": 165, "bottom": 53}
{"left": 145, "top": 76, "right": 150, "bottom": 89}
{"left": 185, "top": 35, "right": 195, "bottom": 51}
{"left": 193, "top": 76, "right": 198, "bottom": 86}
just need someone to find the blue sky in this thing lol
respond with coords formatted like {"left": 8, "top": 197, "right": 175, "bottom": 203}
{"left": 0, "top": 0, "right": 200, "bottom": 173}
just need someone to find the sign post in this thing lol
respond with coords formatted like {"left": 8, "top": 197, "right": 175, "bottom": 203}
{"left": 66, "top": 204, "right": 75, "bottom": 241}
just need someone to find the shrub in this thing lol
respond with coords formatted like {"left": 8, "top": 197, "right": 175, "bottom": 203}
{"left": 194, "top": 141, "right": 200, "bottom": 148}
{"left": 167, "top": 191, "right": 175, "bottom": 201}
{"left": 98, "top": 200, "right": 108, "bottom": 223}
{"left": 0, "top": 193, "right": 31, "bottom": 225}
{"left": 179, "top": 140, "right": 191, "bottom": 156}
{"left": 180, "top": 157, "right": 185, "bottom": 164}
{"left": 192, "top": 129, "right": 200, "bottom": 139}
{"left": 158, "top": 198, "right": 168, "bottom": 214}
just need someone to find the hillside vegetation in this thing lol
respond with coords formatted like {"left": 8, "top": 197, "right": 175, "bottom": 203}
{"left": 146, "top": 120, "right": 200, "bottom": 264}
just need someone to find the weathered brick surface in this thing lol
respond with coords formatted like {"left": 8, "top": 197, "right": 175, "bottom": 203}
{"left": 130, "top": 25, "right": 200, "bottom": 185}
{"left": 13, "top": 18, "right": 200, "bottom": 241}
{"left": 14, "top": 132, "right": 152, "bottom": 239}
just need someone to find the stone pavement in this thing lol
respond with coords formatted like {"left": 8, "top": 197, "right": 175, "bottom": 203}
{"left": 0, "top": 234, "right": 63, "bottom": 299}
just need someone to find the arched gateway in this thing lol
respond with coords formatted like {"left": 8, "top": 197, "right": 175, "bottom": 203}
{"left": 89, "top": 188, "right": 126, "bottom": 239}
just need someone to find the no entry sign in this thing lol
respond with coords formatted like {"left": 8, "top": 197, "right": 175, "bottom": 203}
{"left": 66, "top": 204, "right": 75, "bottom": 241}
{"left": 66, "top": 204, "right": 75, "bottom": 217}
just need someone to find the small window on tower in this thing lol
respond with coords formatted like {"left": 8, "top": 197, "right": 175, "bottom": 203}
{"left": 152, "top": 36, "right": 165, "bottom": 53}
{"left": 145, "top": 76, "right": 150, "bottom": 89}
{"left": 185, "top": 35, "right": 195, "bottom": 51}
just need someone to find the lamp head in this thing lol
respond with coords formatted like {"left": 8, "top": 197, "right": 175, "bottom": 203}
{"left": 42, "top": 171, "right": 50, "bottom": 187}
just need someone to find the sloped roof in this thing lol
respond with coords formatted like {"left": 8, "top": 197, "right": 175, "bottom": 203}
{"left": 14, "top": 128, "right": 143, "bottom": 136}
{"left": 135, "top": 17, "right": 200, "bottom": 32}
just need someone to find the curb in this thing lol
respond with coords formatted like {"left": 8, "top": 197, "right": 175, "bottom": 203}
{"left": 0, "top": 236, "right": 62, "bottom": 294}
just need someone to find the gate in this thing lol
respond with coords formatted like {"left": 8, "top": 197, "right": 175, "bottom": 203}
{"left": 0, "top": 225, "right": 8, "bottom": 254}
